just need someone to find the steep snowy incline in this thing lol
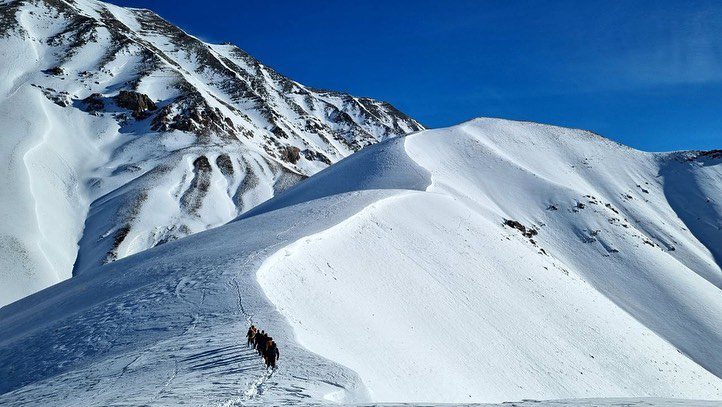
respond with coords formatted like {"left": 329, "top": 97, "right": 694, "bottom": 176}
{"left": 1, "top": 119, "right": 721, "bottom": 406}
{"left": 0, "top": 137, "right": 430, "bottom": 406}
{"left": 0, "top": 0, "right": 422, "bottom": 306}
{"left": 257, "top": 118, "right": 722, "bottom": 402}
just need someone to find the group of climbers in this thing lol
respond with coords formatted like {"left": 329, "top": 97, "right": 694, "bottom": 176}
{"left": 246, "top": 325, "right": 280, "bottom": 369}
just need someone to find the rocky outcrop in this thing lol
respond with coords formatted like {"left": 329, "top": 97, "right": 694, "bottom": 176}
{"left": 115, "top": 91, "right": 157, "bottom": 119}
{"left": 180, "top": 156, "right": 213, "bottom": 215}
{"left": 504, "top": 219, "right": 539, "bottom": 238}
{"left": 279, "top": 146, "right": 301, "bottom": 164}
{"left": 82, "top": 93, "right": 104, "bottom": 112}
{"left": 42, "top": 66, "right": 64, "bottom": 76}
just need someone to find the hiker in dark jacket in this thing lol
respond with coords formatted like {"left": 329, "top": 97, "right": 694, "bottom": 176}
{"left": 255, "top": 331, "right": 267, "bottom": 355}
{"left": 262, "top": 337, "right": 272, "bottom": 365}
{"left": 246, "top": 325, "right": 257, "bottom": 347}
{"left": 264, "top": 340, "right": 279, "bottom": 369}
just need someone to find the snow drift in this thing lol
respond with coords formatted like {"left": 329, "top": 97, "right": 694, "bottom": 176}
{"left": 1, "top": 118, "right": 721, "bottom": 406}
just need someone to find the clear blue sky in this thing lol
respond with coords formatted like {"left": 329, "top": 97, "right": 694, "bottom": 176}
{"left": 108, "top": 0, "right": 722, "bottom": 152}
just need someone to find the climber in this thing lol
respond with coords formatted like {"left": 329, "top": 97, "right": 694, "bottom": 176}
{"left": 255, "top": 330, "right": 267, "bottom": 356}
{"left": 264, "top": 339, "right": 279, "bottom": 369}
{"left": 246, "top": 325, "right": 257, "bottom": 347}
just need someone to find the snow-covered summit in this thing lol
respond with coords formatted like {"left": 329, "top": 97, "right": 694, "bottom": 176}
{"left": 0, "top": 0, "right": 423, "bottom": 305}
{"left": 1, "top": 118, "right": 721, "bottom": 405}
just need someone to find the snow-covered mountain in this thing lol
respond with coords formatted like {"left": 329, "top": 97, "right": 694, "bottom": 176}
{"left": 1, "top": 118, "right": 721, "bottom": 406}
{"left": 0, "top": 0, "right": 422, "bottom": 306}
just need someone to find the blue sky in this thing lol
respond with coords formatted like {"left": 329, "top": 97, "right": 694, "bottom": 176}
{"left": 109, "top": 0, "right": 722, "bottom": 151}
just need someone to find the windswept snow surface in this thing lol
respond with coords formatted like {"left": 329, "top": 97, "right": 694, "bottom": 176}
{"left": 0, "top": 138, "right": 430, "bottom": 406}
{"left": 0, "top": 0, "right": 422, "bottom": 306}
{"left": 1, "top": 119, "right": 722, "bottom": 405}
{"left": 258, "top": 119, "right": 722, "bottom": 402}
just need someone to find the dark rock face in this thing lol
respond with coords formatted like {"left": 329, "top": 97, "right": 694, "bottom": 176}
{"left": 302, "top": 149, "right": 332, "bottom": 165}
{"left": 150, "top": 94, "right": 237, "bottom": 138}
{"left": 115, "top": 91, "right": 157, "bottom": 119}
{"left": 33, "top": 84, "right": 71, "bottom": 107}
{"left": 82, "top": 93, "right": 104, "bottom": 112}
{"left": 699, "top": 150, "right": 722, "bottom": 159}
{"left": 193, "top": 155, "right": 212, "bottom": 172}
{"left": 279, "top": 146, "right": 301, "bottom": 164}
{"left": 43, "top": 66, "right": 64, "bottom": 75}
{"left": 180, "top": 156, "right": 213, "bottom": 215}
{"left": 107, "top": 225, "right": 131, "bottom": 263}
{"left": 677, "top": 149, "right": 722, "bottom": 162}
{"left": 504, "top": 219, "right": 538, "bottom": 238}
{"left": 216, "top": 154, "right": 234, "bottom": 176}
{"left": 504, "top": 219, "right": 526, "bottom": 232}
{"left": 0, "top": 2, "right": 23, "bottom": 37}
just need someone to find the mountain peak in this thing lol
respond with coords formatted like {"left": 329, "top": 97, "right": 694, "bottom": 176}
{"left": 0, "top": 0, "right": 422, "bottom": 305}
{"left": 1, "top": 118, "right": 720, "bottom": 405}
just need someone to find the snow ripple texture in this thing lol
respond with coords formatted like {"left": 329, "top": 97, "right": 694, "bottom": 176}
{"left": 2, "top": 118, "right": 722, "bottom": 405}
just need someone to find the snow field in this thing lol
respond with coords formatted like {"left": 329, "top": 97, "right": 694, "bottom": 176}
{"left": 257, "top": 118, "right": 722, "bottom": 402}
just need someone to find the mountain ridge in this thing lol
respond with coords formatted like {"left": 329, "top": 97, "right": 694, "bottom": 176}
{"left": 1, "top": 118, "right": 721, "bottom": 405}
{"left": 0, "top": 0, "right": 422, "bottom": 306}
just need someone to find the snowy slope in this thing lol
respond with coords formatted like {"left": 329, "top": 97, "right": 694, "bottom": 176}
{"left": 1, "top": 118, "right": 721, "bottom": 406}
{"left": 259, "top": 119, "right": 722, "bottom": 402}
{"left": 0, "top": 138, "right": 427, "bottom": 406}
{"left": 0, "top": 0, "right": 422, "bottom": 306}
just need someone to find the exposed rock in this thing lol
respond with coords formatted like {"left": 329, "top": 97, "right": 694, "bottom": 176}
{"left": 504, "top": 219, "right": 538, "bottom": 238}
{"left": 82, "top": 93, "right": 104, "bottom": 112}
{"left": 605, "top": 203, "right": 619, "bottom": 214}
{"left": 180, "top": 156, "right": 213, "bottom": 215}
{"left": 271, "top": 126, "right": 288, "bottom": 139}
{"left": 33, "top": 84, "right": 71, "bottom": 107}
{"left": 105, "top": 225, "right": 131, "bottom": 263}
{"left": 43, "top": 66, "right": 64, "bottom": 76}
{"left": 216, "top": 154, "right": 234, "bottom": 177}
{"left": 686, "top": 150, "right": 722, "bottom": 161}
{"left": 279, "top": 146, "right": 301, "bottom": 164}
{"left": 151, "top": 94, "right": 236, "bottom": 138}
{"left": 700, "top": 150, "right": 722, "bottom": 159}
{"left": 111, "top": 164, "right": 142, "bottom": 176}
{"left": 303, "top": 149, "right": 332, "bottom": 165}
{"left": 115, "top": 90, "right": 156, "bottom": 119}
